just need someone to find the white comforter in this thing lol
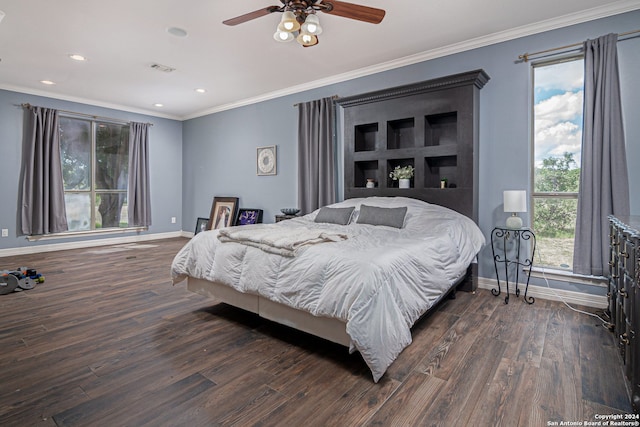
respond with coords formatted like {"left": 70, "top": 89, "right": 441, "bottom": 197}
{"left": 171, "top": 197, "right": 485, "bottom": 382}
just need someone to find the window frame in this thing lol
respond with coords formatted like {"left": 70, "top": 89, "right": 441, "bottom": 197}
{"left": 45, "top": 113, "right": 143, "bottom": 238}
{"left": 530, "top": 54, "right": 584, "bottom": 271}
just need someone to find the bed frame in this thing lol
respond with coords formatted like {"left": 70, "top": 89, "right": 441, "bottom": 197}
{"left": 186, "top": 267, "right": 471, "bottom": 347}
{"left": 187, "top": 277, "right": 352, "bottom": 346}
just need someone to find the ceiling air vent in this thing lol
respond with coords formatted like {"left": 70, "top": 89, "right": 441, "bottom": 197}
{"left": 150, "top": 63, "right": 175, "bottom": 73}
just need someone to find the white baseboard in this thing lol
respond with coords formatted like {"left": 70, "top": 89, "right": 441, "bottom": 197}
{"left": 0, "top": 231, "right": 186, "bottom": 257}
{"left": 477, "top": 277, "right": 608, "bottom": 309}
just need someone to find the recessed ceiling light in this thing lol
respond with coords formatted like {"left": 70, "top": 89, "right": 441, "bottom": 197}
{"left": 40, "top": 80, "right": 55, "bottom": 85}
{"left": 153, "top": 103, "right": 164, "bottom": 107}
{"left": 195, "top": 88, "right": 206, "bottom": 93}
{"left": 167, "top": 27, "right": 188, "bottom": 37}
{"left": 69, "top": 54, "right": 87, "bottom": 61}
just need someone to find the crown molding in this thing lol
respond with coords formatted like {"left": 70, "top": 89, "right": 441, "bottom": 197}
{"left": 0, "top": 84, "right": 182, "bottom": 121}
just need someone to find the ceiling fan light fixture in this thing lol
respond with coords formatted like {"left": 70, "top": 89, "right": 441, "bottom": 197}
{"left": 273, "top": 29, "right": 294, "bottom": 42}
{"left": 279, "top": 11, "right": 300, "bottom": 32}
{"left": 223, "top": 0, "right": 385, "bottom": 48}
{"left": 296, "top": 32, "right": 318, "bottom": 47}
{"left": 301, "top": 14, "right": 322, "bottom": 35}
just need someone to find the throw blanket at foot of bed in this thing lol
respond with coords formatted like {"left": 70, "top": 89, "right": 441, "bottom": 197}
{"left": 218, "top": 224, "right": 348, "bottom": 257}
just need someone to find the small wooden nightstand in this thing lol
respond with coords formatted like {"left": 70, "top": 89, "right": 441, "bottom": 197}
{"left": 275, "top": 214, "right": 297, "bottom": 222}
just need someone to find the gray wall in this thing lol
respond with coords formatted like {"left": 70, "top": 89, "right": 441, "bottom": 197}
{"left": 181, "top": 98, "right": 299, "bottom": 229}
{"left": 0, "top": 89, "right": 183, "bottom": 250}
{"left": 182, "top": 10, "right": 640, "bottom": 294}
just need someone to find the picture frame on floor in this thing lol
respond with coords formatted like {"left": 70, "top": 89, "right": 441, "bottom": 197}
{"left": 208, "top": 197, "right": 239, "bottom": 230}
{"left": 194, "top": 217, "right": 209, "bottom": 235}
{"left": 235, "top": 209, "right": 264, "bottom": 226}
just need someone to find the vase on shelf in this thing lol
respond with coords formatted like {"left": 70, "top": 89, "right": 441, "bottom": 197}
{"left": 366, "top": 179, "right": 375, "bottom": 189}
{"left": 399, "top": 178, "right": 410, "bottom": 189}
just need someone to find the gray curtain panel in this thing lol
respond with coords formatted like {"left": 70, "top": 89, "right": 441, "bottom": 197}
{"left": 20, "top": 106, "right": 68, "bottom": 235}
{"left": 297, "top": 97, "right": 336, "bottom": 214}
{"left": 573, "top": 33, "right": 630, "bottom": 277}
{"left": 128, "top": 122, "right": 152, "bottom": 227}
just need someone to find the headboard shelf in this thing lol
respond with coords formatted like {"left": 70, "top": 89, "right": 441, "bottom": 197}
{"left": 338, "top": 69, "right": 489, "bottom": 222}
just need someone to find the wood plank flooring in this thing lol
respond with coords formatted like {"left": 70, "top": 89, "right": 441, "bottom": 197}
{"left": 0, "top": 237, "right": 633, "bottom": 426}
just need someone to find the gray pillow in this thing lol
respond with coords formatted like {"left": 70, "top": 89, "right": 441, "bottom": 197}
{"left": 356, "top": 205, "right": 407, "bottom": 228}
{"left": 314, "top": 206, "right": 355, "bottom": 225}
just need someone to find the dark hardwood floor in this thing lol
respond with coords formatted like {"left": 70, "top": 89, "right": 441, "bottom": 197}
{"left": 0, "top": 237, "right": 632, "bottom": 426}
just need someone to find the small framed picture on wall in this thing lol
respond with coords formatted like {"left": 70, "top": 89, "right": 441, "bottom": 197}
{"left": 257, "top": 145, "right": 277, "bottom": 176}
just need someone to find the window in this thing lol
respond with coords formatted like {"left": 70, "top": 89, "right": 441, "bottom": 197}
{"left": 532, "top": 58, "right": 584, "bottom": 270}
{"left": 59, "top": 117, "right": 130, "bottom": 231}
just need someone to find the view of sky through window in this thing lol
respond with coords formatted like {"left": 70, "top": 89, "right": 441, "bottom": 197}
{"left": 534, "top": 60, "right": 584, "bottom": 169}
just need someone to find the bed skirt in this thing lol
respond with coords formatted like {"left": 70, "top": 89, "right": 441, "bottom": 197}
{"left": 187, "top": 277, "right": 352, "bottom": 346}
{"left": 185, "top": 263, "right": 475, "bottom": 348}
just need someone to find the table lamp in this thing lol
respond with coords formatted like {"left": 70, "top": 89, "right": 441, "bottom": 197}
{"left": 504, "top": 190, "right": 527, "bottom": 229}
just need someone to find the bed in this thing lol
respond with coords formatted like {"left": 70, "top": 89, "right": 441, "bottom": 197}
{"left": 171, "top": 196, "right": 484, "bottom": 382}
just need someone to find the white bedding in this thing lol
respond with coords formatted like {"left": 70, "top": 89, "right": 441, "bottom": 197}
{"left": 171, "top": 197, "right": 485, "bottom": 382}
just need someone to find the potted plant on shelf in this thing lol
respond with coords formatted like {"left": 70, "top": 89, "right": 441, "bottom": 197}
{"left": 389, "top": 165, "right": 414, "bottom": 189}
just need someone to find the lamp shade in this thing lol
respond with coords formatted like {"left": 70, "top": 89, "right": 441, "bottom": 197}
{"left": 301, "top": 14, "right": 322, "bottom": 35}
{"left": 273, "top": 29, "right": 294, "bottom": 42}
{"left": 279, "top": 11, "right": 300, "bottom": 32}
{"left": 296, "top": 32, "right": 318, "bottom": 47}
{"left": 503, "top": 190, "right": 527, "bottom": 213}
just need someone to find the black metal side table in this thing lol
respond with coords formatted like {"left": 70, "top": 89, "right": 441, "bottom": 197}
{"left": 491, "top": 227, "right": 536, "bottom": 304}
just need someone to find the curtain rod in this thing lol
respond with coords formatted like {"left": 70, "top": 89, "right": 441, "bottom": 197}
{"left": 517, "top": 29, "right": 640, "bottom": 63}
{"left": 20, "top": 103, "right": 154, "bottom": 126}
{"left": 293, "top": 95, "right": 339, "bottom": 107}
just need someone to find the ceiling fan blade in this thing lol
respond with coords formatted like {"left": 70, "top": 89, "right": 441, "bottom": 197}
{"left": 321, "top": 1, "right": 385, "bottom": 24}
{"left": 223, "top": 6, "right": 281, "bottom": 26}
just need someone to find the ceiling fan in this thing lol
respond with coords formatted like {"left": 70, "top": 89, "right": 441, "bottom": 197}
{"left": 223, "top": 1, "right": 386, "bottom": 47}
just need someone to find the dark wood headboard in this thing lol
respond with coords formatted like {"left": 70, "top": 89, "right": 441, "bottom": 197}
{"left": 337, "top": 69, "right": 489, "bottom": 223}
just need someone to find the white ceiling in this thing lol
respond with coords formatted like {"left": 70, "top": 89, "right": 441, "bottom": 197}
{"left": 0, "top": 0, "right": 638, "bottom": 120}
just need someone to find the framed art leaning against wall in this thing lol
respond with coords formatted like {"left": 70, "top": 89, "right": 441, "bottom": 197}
{"left": 208, "top": 197, "right": 239, "bottom": 230}
{"left": 195, "top": 217, "right": 209, "bottom": 235}
{"left": 235, "top": 209, "right": 264, "bottom": 225}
